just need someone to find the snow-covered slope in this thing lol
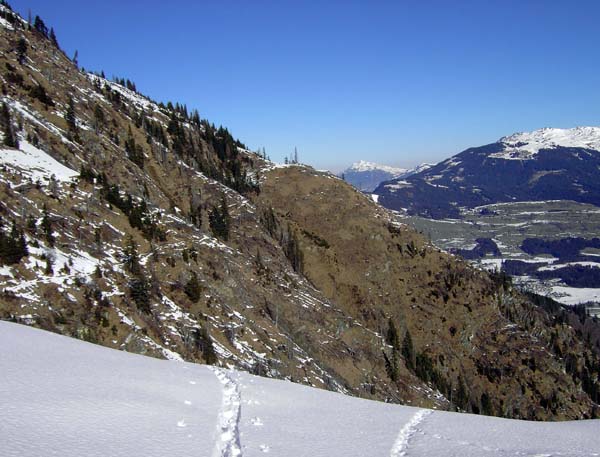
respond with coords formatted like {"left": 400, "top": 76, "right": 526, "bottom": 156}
{"left": 2, "top": 321, "right": 599, "bottom": 457}
{"left": 0, "top": 141, "right": 78, "bottom": 183}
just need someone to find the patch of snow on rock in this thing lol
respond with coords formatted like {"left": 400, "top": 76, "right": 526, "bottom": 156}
{"left": 0, "top": 140, "right": 77, "bottom": 183}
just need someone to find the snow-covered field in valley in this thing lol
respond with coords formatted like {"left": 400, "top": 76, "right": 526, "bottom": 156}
{"left": 1, "top": 321, "right": 599, "bottom": 457}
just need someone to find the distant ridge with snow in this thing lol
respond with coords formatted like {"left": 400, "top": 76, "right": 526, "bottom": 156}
{"left": 494, "top": 126, "right": 600, "bottom": 160}
{"left": 374, "top": 126, "right": 600, "bottom": 218}
{"left": 343, "top": 161, "right": 431, "bottom": 192}
{"left": 348, "top": 160, "right": 408, "bottom": 174}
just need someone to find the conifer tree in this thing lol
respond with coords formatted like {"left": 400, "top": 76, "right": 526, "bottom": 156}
{"left": 184, "top": 271, "right": 202, "bottom": 303}
{"left": 198, "top": 327, "right": 217, "bottom": 365}
{"left": 125, "top": 126, "right": 144, "bottom": 168}
{"left": 44, "top": 255, "right": 53, "bottom": 275}
{"left": 129, "top": 277, "right": 150, "bottom": 313}
{"left": 402, "top": 328, "right": 415, "bottom": 371}
{"left": 283, "top": 225, "right": 303, "bottom": 273}
{"left": 93, "top": 104, "right": 105, "bottom": 132}
{"left": 122, "top": 235, "right": 151, "bottom": 312}
{"left": 386, "top": 318, "right": 400, "bottom": 349}
{"left": 33, "top": 15, "right": 48, "bottom": 37}
{"left": 41, "top": 204, "right": 55, "bottom": 247}
{"left": 1, "top": 102, "right": 18, "bottom": 148}
{"left": 209, "top": 195, "right": 230, "bottom": 241}
{"left": 0, "top": 219, "right": 28, "bottom": 265}
{"left": 16, "top": 38, "right": 27, "bottom": 65}
{"left": 29, "top": 84, "right": 54, "bottom": 108}
{"left": 65, "top": 96, "right": 77, "bottom": 133}
{"left": 49, "top": 27, "right": 58, "bottom": 48}
{"left": 123, "top": 234, "right": 141, "bottom": 276}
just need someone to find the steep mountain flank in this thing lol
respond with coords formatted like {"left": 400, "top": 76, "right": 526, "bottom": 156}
{"left": 0, "top": 3, "right": 599, "bottom": 420}
{"left": 258, "top": 166, "right": 600, "bottom": 419}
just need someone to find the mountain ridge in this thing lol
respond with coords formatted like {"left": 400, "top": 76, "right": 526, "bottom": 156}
{"left": 342, "top": 161, "right": 431, "bottom": 192}
{"left": 374, "top": 126, "right": 600, "bottom": 218}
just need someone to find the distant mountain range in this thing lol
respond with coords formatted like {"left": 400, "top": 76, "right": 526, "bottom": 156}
{"left": 341, "top": 161, "right": 431, "bottom": 192}
{"left": 374, "top": 127, "right": 600, "bottom": 218}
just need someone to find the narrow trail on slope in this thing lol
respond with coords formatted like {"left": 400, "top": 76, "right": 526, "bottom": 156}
{"left": 390, "top": 409, "right": 432, "bottom": 457}
{"left": 211, "top": 367, "right": 243, "bottom": 457}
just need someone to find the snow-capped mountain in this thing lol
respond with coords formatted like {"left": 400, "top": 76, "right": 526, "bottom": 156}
{"left": 343, "top": 160, "right": 431, "bottom": 192}
{"left": 374, "top": 126, "right": 600, "bottom": 218}
{"left": 4, "top": 321, "right": 599, "bottom": 457}
{"left": 495, "top": 126, "right": 600, "bottom": 160}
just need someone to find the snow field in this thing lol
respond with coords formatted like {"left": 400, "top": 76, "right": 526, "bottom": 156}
{"left": 2, "top": 321, "right": 221, "bottom": 457}
{"left": 1, "top": 321, "right": 599, "bottom": 457}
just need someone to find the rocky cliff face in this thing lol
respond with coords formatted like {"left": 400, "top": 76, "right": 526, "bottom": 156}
{"left": 0, "top": 2, "right": 598, "bottom": 420}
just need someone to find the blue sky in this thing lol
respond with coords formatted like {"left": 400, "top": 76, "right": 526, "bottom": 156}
{"left": 13, "top": 1, "right": 600, "bottom": 171}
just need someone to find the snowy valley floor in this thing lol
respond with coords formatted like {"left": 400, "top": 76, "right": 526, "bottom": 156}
{"left": 1, "top": 321, "right": 599, "bottom": 457}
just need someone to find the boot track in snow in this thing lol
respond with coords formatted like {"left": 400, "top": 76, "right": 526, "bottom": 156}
{"left": 390, "top": 409, "right": 432, "bottom": 457}
{"left": 211, "top": 367, "right": 243, "bottom": 457}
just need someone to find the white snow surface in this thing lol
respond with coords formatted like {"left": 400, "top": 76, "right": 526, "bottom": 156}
{"left": 2, "top": 321, "right": 599, "bottom": 457}
{"left": 492, "top": 126, "right": 600, "bottom": 160}
{"left": 0, "top": 141, "right": 77, "bottom": 182}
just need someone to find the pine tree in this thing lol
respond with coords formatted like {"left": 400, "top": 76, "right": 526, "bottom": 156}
{"left": 0, "top": 220, "right": 28, "bottom": 265}
{"left": 49, "top": 27, "right": 59, "bottom": 48}
{"left": 386, "top": 318, "right": 400, "bottom": 349}
{"left": 198, "top": 327, "right": 217, "bottom": 365}
{"left": 29, "top": 84, "right": 54, "bottom": 108}
{"left": 283, "top": 226, "right": 303, "bottom": 273}
{"left": 33, "top": 15, "right": 48, "bottom": 38}
{"left": 125, "top": 126, "right": 144, "bottom": 168}
{"left": 184, "top": 271, "right": 202, "bottom": 303}
{"left": 129, "top": 277, "right": 150, "bottom": 313}
{"left": 41, "top": 204, "right": 55, "bottom": 247}
{"left": 65, "top": 96, "right": 77, "bottom": 133}
{"left": 123, "top": 234, "right": 141, "bottom": 276}
{"left": 209, "top": 195, "right": 230, "bottom": 241}
{"left": 44, "top": 255, "right": 53, "bottom": 275}
{"left": 1, "top": 102, "right": 18, "bottom": 148}
{"left": 93, "top": 104, "right": 105, "bottom": 132}
{"left": 16, "top": 38, "right": 27, "bottom": 65}
{"left": 402, "top": 328, "right": 415, "bottom": 371}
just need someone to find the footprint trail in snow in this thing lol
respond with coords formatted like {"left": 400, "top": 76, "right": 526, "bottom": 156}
{"left": 390, "top": 409, "right": 432, "bottom": 457}
{"left": 211, "top": 367, "right": 243, "bottom": 457}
